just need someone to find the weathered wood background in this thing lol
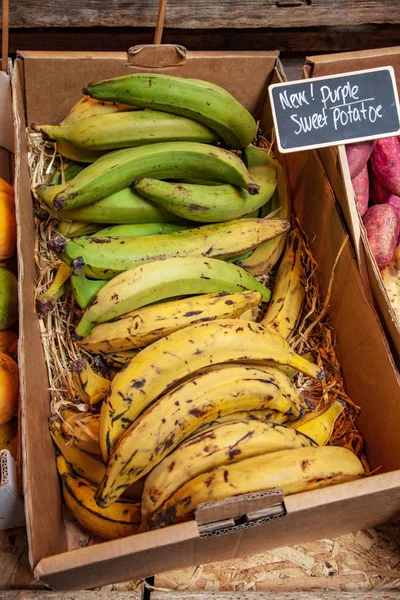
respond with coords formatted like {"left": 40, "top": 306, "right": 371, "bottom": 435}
{"left": 3, "top": 0, "right": 400, "bottom": 29}
{"left": 1, "top": 1, "right": 400, "bottom": 56}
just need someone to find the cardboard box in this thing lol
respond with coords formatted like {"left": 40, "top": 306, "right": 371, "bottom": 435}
{"left": 13, "top": 46, "right": 400, "bottom": 591}
{"left": 0, "top": 65, "right": 25, "bottom": 531}
{"left": 304, "top": 47, "right": 400, "bottom": 366}
{"left": 0, "top": 449, "right": 25, "bottom": 530}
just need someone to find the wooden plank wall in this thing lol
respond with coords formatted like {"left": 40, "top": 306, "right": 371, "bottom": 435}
{"left": 2, "top": 25, "right": 400, "bottom": 55}
{"left": 3, "top": 0, "right": 400, "bottom": 29}
{"left": 1, "top": 1, "right": 400, "bottom": 56}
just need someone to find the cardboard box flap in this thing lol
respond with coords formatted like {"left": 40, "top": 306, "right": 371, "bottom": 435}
{"left": 19, "top": 49, "right": 280, "bottom": 130}
{"left": 128, "top": 44, "right": 187, "bottom": 68}
{"left": 0, "top": 71, "right": 13, "bottom": 153}
{"left": 196, "top": 489, "right": 284, "bottom": 525}
{"left": 196, "top": 489, "right": 285, "bottom": 537}
{"left": 304, "top": 47, "right": 400, "bottom": 364}
{"left": 305, "top": 46, "right": 400, "bottom": 89}
{"left": 34, "top": 473, "right": 400, "bottom": 592}
{"left": 13, "top": 58, "right": 68, "bottom": 566}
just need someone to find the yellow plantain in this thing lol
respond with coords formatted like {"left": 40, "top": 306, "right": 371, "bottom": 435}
{"left": 207, "top": 409, "right": 289, "bottom": 426}
{"left": 74, "top": 257, "right": 271, "bottom": 336}
{"left": 56, "top": 454, "right": 141, "bottom": 541}
{"left": 36, "top": 262, "right": 71, "bottom": 316}
{"left": 61, "top": 95, "right": 136, "bottom": 125}
{"left": 262, "top": 229, "right": 306, "bottom": 339}
{"left": 147, "top": 446, "right": 365, "bottom": 529}
{"left": 141, "top": 420, "right": 316, "bottom": 521}
{"left": 290, "top": 401, "right": 344, "bottom": 446}
{"left": 49, "top": 217, "right": 290, "bottom": 279}
{"left": 96, "top": 365, "right": 303, "bottom": 506}
{"left": 98, "top": 319, "right": 326, "bottom": 465}
{"left": 61, "top": 410, "right": 100, "bottom": 455}
{"left": 238, "top": 159, "right": 291, "bottom": 275}
{"left": 71, "top": 360, "right": 111, "bottom": 406}
{"left": 49, "top": 417, "right": 143, "bottom": 500}
{"left": 78, "top": 290, "right": 262, "bottom": 354}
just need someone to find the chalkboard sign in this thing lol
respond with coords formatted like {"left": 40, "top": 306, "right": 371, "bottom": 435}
{"left": 269, "top": 66, "right": 400, "bottom": 153}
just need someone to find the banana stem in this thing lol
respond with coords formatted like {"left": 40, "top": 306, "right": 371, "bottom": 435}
{"left": 71, "top": 257, "right": 108, "bottom": 309}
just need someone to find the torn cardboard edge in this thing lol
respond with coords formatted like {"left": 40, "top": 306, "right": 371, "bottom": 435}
{"left": 196, "top": 489, "right": 286, "bottom": 537}
{"left": 0, "top": 70, "right": 14, "bottom": 153}
{"left": 0, "top": 450, "right": 25, "bottom": 530}
{"left": 127, "top": 44, "right": 187, "bottom": 68}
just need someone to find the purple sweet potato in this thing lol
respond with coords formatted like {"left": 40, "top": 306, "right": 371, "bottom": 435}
{"left": 351, "top": 165, "right": 369, "bottom": 216}
{"left": 388, "top": 194, "right": 400, "bottom": 221}
{"left": 345, "top": 140, "right": 377, "bottom": 179}
{"left": 370, "top": 136, "right": 400, "bottom": 196}
{"left": 386, "top": 195, "right": 400, "bottom": 245}
{"left": 369, "top": 170, "right": 391, "bottom": 204}
{"left": 363, "top": 204, "right": 400, "bottom": 270}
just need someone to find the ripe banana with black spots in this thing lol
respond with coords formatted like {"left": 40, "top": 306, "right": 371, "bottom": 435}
{"left": 238, "top": 159, "right": 291, "bottom": 275}
{"left": 206, "top": 409, "right": 289, "bottom": 427}
{"left": 147, "top": 446, "right": 365, "bottom": 530}
{"left": 74, "top": 257, "right": 271, "bottom": 337}
{"left": 262, "top": 230, "right": 306, "bottom": 339}
{"left": 133, "top": 145, "right": 276, "bottom": 223}
{"left": 70, "top": 258, "right": 107, "bottom": 309}
{"left": 278, "top": 351, "right": 315, "bottom": 379}
{"left": 51, "top": 416, "right": 103, "bottom": 483}
{"left": 85, "top": 73, "right": 257, "bottom": 149}
{"left": 61, "top": 95, "right": 136, "bottom": 126}
{"left": 96, "top": 365, "right": 303, "bottom": 506}
{"left": 71, "top": 359, "right": 111, "bottom": 406}
{"left": 61, "top": 409, "right": 101, "bottom": 455}
{"left": 48, "top": 187, "right": 184, "bottom": 224}
{"left": 37, "top": 142, "right": 260, "bottom": 212}
{"left": 56, "top": 453, "right": 141, "bottom": 540}
{"left": 50, "top": 417, "right": 143, "bottom": 500}
{"left": 49, "top": 217, "right": 290, "bottom": 279}
{"left": 78, "top": 290, "right": 262, "bottom": 354}
{"left": 98, "top": 319, "right": 325, "bottom": 467}
{"left": 36, "top": 262, "right": 71, "bottom": 316}
{"left": 103, "top": 350, "right": 140, "bottom": 368}
{"left": 35, "top": 110, "right": 221, "bottom": 150}
{"left": 141, "top": 420, "right": 316, "bottom": 522}
{"left": 290, "top": 401, "right": 344, "bottom": 446}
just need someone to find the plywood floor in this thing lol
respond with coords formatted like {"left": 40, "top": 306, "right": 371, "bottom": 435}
{"left": 1, "top": 522, "right": 400, "bottom": 596}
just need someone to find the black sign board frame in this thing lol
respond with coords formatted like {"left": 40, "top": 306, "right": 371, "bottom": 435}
{"left": 269, "top": 66, "right": 400, "bottom": 154}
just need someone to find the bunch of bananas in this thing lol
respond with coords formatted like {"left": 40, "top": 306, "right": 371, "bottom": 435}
{"left": 32, "top": 73, "right": 365, "bottom": 541}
